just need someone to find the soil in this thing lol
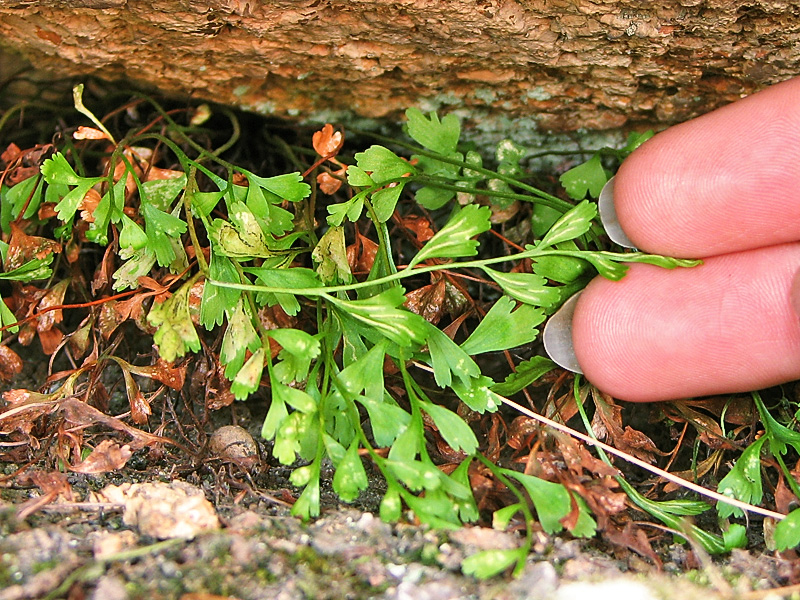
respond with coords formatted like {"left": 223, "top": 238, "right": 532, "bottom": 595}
{"left": 1, "top": 396, "right": 798, "bottom": 600}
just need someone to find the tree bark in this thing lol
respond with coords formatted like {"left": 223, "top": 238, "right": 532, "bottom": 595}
{"left": 1, "top": 0, "right": 800, "bottom": 132}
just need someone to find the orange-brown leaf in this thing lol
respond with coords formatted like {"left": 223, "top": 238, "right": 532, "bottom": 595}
{"left": 36, "top": 278, "right": 70, "bottom": 332}
{"left": 312, "top": 124, "right": 344, "bottom": 158}
{"left": 404, "top": 279, "right": 447, "bottom": 325}
{"left": 73, "top": 126, "right": 110, "bottom": 141}
{"left": 128, "top": 359, "right": 186, "bottom": 391}
{"left": 5, "top": 223, "right": 61, "bottom": 271}
{"left": 37, "top": 327, "right": 64, "bottom": 356}
{"left": 402, "top": 214, "right": 435, "bottom": 244}
{"left": 0, "top": 345, "right": 23, "bottom": 382}
{"left": 317, "top": 171, "right": 343, "bottom": 195}
{"left": 71, "top": 440, "right": 132, "bottom": 474}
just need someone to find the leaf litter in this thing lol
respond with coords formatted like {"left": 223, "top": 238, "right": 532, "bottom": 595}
{"left": 0, "top": 85, "right": 798, "bottom": 599}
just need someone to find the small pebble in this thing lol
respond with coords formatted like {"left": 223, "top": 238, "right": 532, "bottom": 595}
{"left": 208, "top": 425, "right": 259, "bottom": 466}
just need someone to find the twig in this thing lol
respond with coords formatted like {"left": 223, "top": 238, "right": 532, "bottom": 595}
{"left": 497, "top": 394, "right": 787, "bottom": 521}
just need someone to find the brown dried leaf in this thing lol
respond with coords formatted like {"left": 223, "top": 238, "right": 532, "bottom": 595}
{"left": 37, "top": 327, "right": 64, "bottom": 356}
{"left": 402, "top": 214, "right": 435, "bottom": 243}
{"left": 61, "top": 397, "right": 165, "bottom": 450}
{"left": 346, "top": 231, "right": 379, "bottom": 275}
{"left": 144, "top": 166, "right": 184, "bottom": 181}
{"left": 0, "top": 345, "right": 23, "bottom": 382}
{"left": 120, "top": 367, "right": 151, "bottom": 424}
{"left": 98, "top": 300, "right": 127, "bottom": 339}
{"left": 127, "top": 359, "right": 186, "bottom": 391}
{"left": 404, "top": 278, "right": 446, "bottom": 325}
{"left": 79, "top": 187, "right": 102, "bottom": 223}
{"left": 73, "top": 126, "right": 110, "bottom": 141}
{"left": 92, "top": 244, "right": 116, "bottom": 293}
{"left": 15, "top": 470, "right": 73, "bottom": 520}
{"left": 71, "top": 440, "right": 132, "bottom": 474}
{"left": 0, "top": 388, "right": 56, "bottom": 436}
{"left": 207, "top": 361, "right": 236, "bottom": 411}
{"left": 312, "top": 124, "right": 344, "bottom": 157}
{"left": 66, "top": 313, "right": 95, "bottom": 360}
{"left": 1, "top": 142, "right": 22, "bottom": 163}
{"left": 36, "top": 278, "right": 70, "bottom": 332}
{"left": 593, "top": 390, "right": 662, "bottom": 463}
{"left": 664, "top": 452, "right": 722, "bottom": 492}
{"left": 5, "top": 223, "right": 62, "bottom": 271}
{"left": 317, "top": 171, "right": 343, "bottom": 195}
{"left": 603, "top": 520, "right": 662, "bottom": 568}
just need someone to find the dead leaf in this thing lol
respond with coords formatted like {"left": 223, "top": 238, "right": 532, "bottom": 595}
{"left": 61, "top": 397, "right": 166, "bottom": 450}
{"left": 346, "top": 231, "right": 378, "bottom": 275}
{"left": 603, "top": 520, "right": 662, "bottom": 568}
{"left": 65, "top": 313, "right": 95, "bottom": 359}
{"left": 1, "top": 142, "right": 22, "bottom": 163}
{"left": 71, "top": 440, "right": 132, "bottom": 474}
{"left": 401, "top": 214, "right": 435, "bottom": 244}
{"left": 73, "top": 126, "right": 110, "bottom": 141}
{"left": 144, "top": 166, "right": 184, "bottom": 181}
{"left": 15, "top": 470, "right": 73, "bottom": 520}
{"left": 120, "top": 366, "right": 151, "bottom": 424}
{"left": 79, "top": 187, "right": 102, "bottom": 224}
{"left": 36, "top": 278, "right": 70, "bottom": 332}
{"left": 592, "top": 390, "right": 662, "bottom": 463}
{"left": 312, "top": 123, "right": 344, "bottom": 157}
{"left": 127, "top": 359, "right": 186, "bottom": 391}
{"left": 317, "top": 171, "right": 343, "bottom": 194}
{"left": 404, "top": 278, "right": 446, "bottom": 324}
{"left": 37, "top": 327, "right": 64, "bottom": 355}
{"left": 5, "top": 223, "right": 61, "bottom": 271}
{"left": 0, "top": 345, "right": 23, "bottom": 382}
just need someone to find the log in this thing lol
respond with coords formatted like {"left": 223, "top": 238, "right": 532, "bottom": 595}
{"left": 1, "top": 0, "right": 799, "bottom": 133}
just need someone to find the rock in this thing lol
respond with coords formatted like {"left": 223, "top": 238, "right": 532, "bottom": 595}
{"left": 97, "top": 480, "right": 220, "bottom": 539}
{"left": 1, "top": 0, "right": 799, "bottom": 134}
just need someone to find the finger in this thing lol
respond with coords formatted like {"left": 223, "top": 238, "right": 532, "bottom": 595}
{"left": 614, "top": 77, "right": 800, "bottom": 258}
{"left": 572, "top": 243, "right": 800, "bottom": 402}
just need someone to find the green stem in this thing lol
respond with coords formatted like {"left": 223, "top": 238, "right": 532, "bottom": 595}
{"left": 475, "top": 453, "right": 533, "bottom": 575}
{"left": 351, "top": 128, "right": 571, "bottom": 210}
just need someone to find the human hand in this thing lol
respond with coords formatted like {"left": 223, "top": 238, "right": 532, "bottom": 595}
{"left": 544, "top": 77, "right": 800, "bottom": 402}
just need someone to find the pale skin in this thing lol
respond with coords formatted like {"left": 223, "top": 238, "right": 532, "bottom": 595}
{"left": 572, "top": 77, "right": 800, "bottom": 402}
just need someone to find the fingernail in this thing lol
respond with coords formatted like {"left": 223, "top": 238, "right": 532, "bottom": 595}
{"left": 543, "top": 292, "right": 583, "bottom": 374}
{"left": 598, "top": 176, "right": 637, "bottom": 249}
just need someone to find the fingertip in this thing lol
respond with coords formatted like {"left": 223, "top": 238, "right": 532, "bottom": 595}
{"left": 572, "top": 244, "right": 800, "bottom": 402}
{"left": 613, "top": 77, "right": 800, "bottom": 257}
